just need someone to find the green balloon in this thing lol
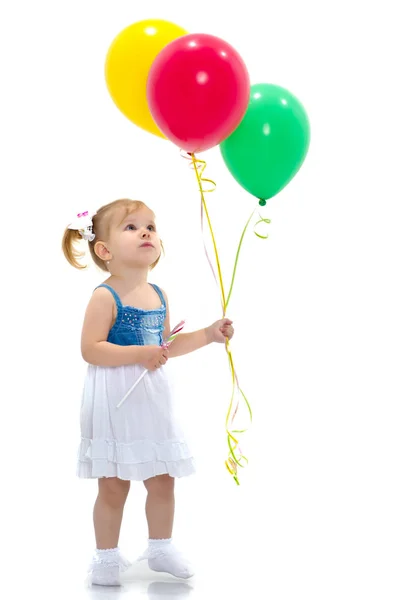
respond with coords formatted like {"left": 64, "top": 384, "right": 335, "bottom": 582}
{"left": 220, "top": 83, "right": 310, "bottom": 201}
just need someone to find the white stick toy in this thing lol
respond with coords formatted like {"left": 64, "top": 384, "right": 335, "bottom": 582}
{"left": 116, "top": 320, "right": 185, "bottom": 409}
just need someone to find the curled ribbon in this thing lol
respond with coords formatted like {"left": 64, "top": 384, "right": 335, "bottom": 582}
{"left": 181, "top": 152, "right": 269, "bottom": 485}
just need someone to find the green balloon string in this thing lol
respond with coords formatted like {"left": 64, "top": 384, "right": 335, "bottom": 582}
{"left": 226, "top": 201, "right": 270, "bottom": 311}
{"left": 226, "top": 208, "right": 255, "bottom": 310}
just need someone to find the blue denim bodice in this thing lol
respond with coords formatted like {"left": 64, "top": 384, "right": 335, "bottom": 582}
{"left": 96, "top": 283, "right": 166, "bottom": 347}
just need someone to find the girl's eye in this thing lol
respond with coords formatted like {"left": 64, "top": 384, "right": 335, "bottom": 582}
{"left": 125, "top": 224, "right": 155, "bottom": 231}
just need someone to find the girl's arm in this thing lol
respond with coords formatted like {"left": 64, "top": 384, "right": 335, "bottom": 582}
{"left": 168, "top": 329, "right": 212, "bottom": 357}
{"left": 81, "top": 287, "right": 147, "bottom": 367}
{"left": 161, "top": 288, "right": 212, "bottom": 358}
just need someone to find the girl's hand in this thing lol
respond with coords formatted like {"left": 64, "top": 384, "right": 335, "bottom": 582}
{"left": 206, "top": 319, "right": 234, "bottom": 344}
{"left": 140, "top": 345, "right": 169, "bottom": 371}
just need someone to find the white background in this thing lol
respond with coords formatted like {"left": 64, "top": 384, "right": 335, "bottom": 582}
{"left": 1, "top": 0, "right": 399, "bottom": 598}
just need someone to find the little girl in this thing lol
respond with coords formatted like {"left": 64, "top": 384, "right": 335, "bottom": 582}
{"left": 62, "top": 198, "right": 234, "bottom": 586}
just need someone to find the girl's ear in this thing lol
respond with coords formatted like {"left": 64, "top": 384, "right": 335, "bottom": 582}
{"left": 94, "top": 241, "right": 112, "bottom": 262}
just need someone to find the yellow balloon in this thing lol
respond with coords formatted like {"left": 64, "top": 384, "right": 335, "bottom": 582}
{"left": 105, "top": 19, "right": 188, "bottom": 138}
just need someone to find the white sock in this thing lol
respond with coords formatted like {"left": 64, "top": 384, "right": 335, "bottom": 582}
{"left": 148, "top": 538, "right": 172, "bottom": 553}
{"left": 89, "top": 547, "right": 131, "bottom": 586}
{"left": 147, "top": 538, "right": 194, "bottom": 579}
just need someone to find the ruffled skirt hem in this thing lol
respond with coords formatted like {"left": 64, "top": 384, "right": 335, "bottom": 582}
{"left": 76, "top": 437, "right": 196, "bottom": 481}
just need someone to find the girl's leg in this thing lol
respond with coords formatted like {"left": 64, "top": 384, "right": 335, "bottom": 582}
{"left": 143, "top": 474, "right": 175, "bottom": 539}
{"left": 90, "top": 477, "right": 131, "bottom": 586}
{"left": 94, "top": 477, "right": 130, "bottom": 548}
{"left": 142, "top": 474, "right": 194, "bottom": 579}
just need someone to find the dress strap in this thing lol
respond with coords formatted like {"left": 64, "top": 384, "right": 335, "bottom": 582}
{"left": 150, "top": 283, "right": 166, "bottom": 307}
{"left": 95, "top": 284, "right": 123, "bottom": 309}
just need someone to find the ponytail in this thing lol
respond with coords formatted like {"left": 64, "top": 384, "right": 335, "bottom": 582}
{"left": 62, "top": 227, "right": 87, "bottom": 269}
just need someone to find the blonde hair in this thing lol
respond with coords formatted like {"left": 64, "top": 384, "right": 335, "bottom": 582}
{"left": 62, "top": 199, "right": 163, "bottom": 271}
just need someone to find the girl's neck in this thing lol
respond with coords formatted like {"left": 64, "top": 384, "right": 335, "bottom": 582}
{"left": 106, "top": 266, "right": 149, "bottom": 292}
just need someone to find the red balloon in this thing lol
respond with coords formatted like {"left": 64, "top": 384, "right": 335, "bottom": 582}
{"left": 147, "top": 33, "right": 250, "bottom": 153}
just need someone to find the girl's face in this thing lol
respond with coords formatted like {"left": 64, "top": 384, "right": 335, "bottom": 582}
{"left": 108, "top": 206, "right": 161, "bottom": 268}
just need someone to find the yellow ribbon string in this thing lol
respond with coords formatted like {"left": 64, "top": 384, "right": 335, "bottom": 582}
{"left": 190, "top": 155, "right": 227, "bottom": 312}
{"left": 179, "top": 150, "right": 225, "bottom": 314}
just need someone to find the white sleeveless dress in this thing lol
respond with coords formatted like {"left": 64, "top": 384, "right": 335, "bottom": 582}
{"left": 76, "top": 283, "right": 196, "bottom": 481}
